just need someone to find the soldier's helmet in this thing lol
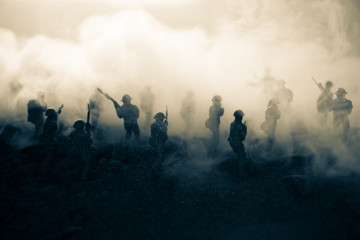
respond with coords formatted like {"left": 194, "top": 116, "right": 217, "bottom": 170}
{"left": 268, "top": 98, "right": 280, "bottom": 107}
{"left": 73, "top": 120, "right": 86, "bottom": 129}
{"left": 336, "top": 88, "right": 347, "bottom": 97}
{"left": 122, "top": 94, "right": 132, "bottom": 102}
{"left": 45, "top": 109, "right": 57, "bottom": 117}
{"left": 233, "top": 110, "right": 245, "bottom": 119}
{"left": 212, "top": 95, "right": 222, "bottom": 103}
{"left": 154, "top": 112, "right": 166, "bottom": 120}
{"left": 325, "top": 81, "right": 333, "bottom": 88}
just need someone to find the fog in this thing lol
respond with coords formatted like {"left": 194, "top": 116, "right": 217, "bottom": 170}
{"left": 0, "top": 0, "right": 360, "bottom": 174}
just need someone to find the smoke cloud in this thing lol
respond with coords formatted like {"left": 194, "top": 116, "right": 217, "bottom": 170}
{"left": 0, "top": 0, "right": 360, "bottom": 174}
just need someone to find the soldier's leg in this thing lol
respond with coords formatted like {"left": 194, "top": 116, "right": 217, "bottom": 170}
{"left": 124, "top": 123, "right": 132, "bottom": 139}
{"left": 133, "top": 123, "right": 140, "bottom": 140}
{"left": 342, "top": 118, "right": 350, "bottom": 141}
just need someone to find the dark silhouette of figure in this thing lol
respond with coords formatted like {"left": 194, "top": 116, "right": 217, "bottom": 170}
{"left": 140, "top": 86, "right": 155, "bottom": 129}
{"left": 250, "top": 67, "right": 279, "bottom": 98}
{"left": 69, "top": 120, "right": 92, "bottom": 181}
{"left": 329, "top": 88, "right": 353, "bottom": 141}
{"left": 316, "top": 81, "right": 333, "bottom": 123}
{"left": 179, "top": 90, "right": 196, "bottom": 138}
{"left": 275, "top": 79, "right": 293, "bottom": 109}
{"left": 261, "top": 98, "right": 281, "bottom": 150}
{"left": 40, "top": 107, "right": 62, "bottom": 175}
{"left": 27, "top": 92, "right": 47, "bottom": 137}
{"left": 108, "top": 94, "right": 140, "bottom": 140}
{"left": 205, "top": 95, "right": 224, "bottom": 150}
{"left": 88, "top": 90, "right": 104, "bottom": 129}
{"left": 228, "top": 110, "right": 248, "bottom": 176}
{"left": 149, "top": 112, "right": 168, "bottom": 175}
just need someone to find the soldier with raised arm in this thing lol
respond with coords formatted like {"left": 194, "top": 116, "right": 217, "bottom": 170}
{"left": 99, "top": 89, "right": 140, "bottom": 140}
{"left": 315, "top": 79, "right": 333, "bottom": 123}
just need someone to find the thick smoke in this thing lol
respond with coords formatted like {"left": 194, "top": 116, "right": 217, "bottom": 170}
{"left": 0, "top": 0, "right": 360, "bottom": 174}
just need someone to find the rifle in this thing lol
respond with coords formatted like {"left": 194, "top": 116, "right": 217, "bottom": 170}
{"left": 97, "top": 88, "right": 116, "bottom": 103}
{"left": 165, "top": 105, "right": 168, "bottom": 125}
{"left": 86, "top": 103, "right": 91, "bottom": 134}
{"left": 57, "top": 104, "right": 64, "bottom": 115}
{"left": 312, "top": 77, "right": 324, "bottom": 91}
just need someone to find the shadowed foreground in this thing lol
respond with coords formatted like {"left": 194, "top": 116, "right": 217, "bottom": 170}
{"left": 1, "top": 137, "right": 360, "bottom": 240}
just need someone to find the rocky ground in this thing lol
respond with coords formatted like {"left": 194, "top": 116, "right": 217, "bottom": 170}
{"left": 1, "top": 133, "right": 360, "bottom": 240}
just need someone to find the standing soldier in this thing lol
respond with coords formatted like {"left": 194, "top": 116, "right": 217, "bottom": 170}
{"left": 329, "top": 88, "right": 353, "bottom": 141}
{"left": 315, "top": 80, "right": 333, "bottom": 123}
{"left": 149, "top": 112, "right": 168, "bottom": 175}
{"left": 228, "top": 110, "right": 248, "bottom": 176}
{"left": 179, "top": 90, "right": 196, "bottom": 138}
{"left": 27, "top": 92, "right": 47, "bottom": 137}
{"left": 69, "top": 119, "right": 92, "bottom": 181}
{"left": 40, "top": 105, "right": 63, "bottom": 175}
{"left": 99, "top": 89, "right": 140, "bottom": 141}
{"left": 261, "top": 98, "right": 281, "bottom": 151}
{"left": 205, "top": 95, "right": 224, "bottom": 149}
{"left": 140, "top": 86, "right": 155, "bottom": 130}
{"left": 88, "top": 89, "right": 104, "bottom": 129}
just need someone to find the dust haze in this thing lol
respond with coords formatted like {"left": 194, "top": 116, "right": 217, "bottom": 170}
{"left": 0, "top": 0, "right": 360, "bottom": 174}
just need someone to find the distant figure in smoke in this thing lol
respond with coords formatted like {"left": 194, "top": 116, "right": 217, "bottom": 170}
{"left": 88, "top": 89, "right": 104, "bottom": 129}
{"left": 40, "top": 106, "right": 63, "bottom": 175}
{"left": 69, "top": 120, "right": 92, "bottom": 181}
{"left": 275, "top": 79, "right": 293, "bottom": 110}
{"left": 329, "top": 88, "right": 353, "bottom": 141}
{"left": 27, "top": 92, "right": 47, "bottom": 137}
{"left": 261, "top": 98, "right": 281, "bottom": 150}
{"left": 140, "top": 86, "right": 155, "bottom": 129}
{"left": 228, "top": 110, "right": 248, "bottom": 176}
{"left": 101, "top": 90, "right": 140, "bottom": 140}
{"left": 250, "top": 67, "right": 278, "bottom": 98}
{"left": 179, "top": 90, "right": 196, "bottom": 138}
{"left": 316, "top": 80, "right": 333, "bottom": 123}
{"left": 149, "top": 112, "right": 168, "bottom": 175}
{"left": 205, "top": 95, "right": 224, "bottom": 150}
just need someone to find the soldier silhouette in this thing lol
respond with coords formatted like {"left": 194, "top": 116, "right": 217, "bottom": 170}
{"left": 261, "top": 98, "right": 281, "bottom": 151}
{"left": 329, "top": 88, "right": 353, "bottom": 141}
{"left": 228, "top": 110, "right": 248, "bottom": 176}
{"left": 205, "top": 95, "right": 224, "bottom": 150}
{"left": 316, "top": 81, "right": 333, "bottom": 123}
{"left": 149, "top": 112, "right": 168, "bottom": 175}
{"left": 179, "top": 90, "right": 196, "bottom": 138}
{"left": 27, "top": 92, "right": 47, "bottom": 137}
{"left": 140, "top": 86, "right": 155, "bottom": 130}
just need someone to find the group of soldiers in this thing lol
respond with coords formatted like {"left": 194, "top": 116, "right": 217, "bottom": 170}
{"left": 26, "top": 74, "right": 353, "bottom": 179}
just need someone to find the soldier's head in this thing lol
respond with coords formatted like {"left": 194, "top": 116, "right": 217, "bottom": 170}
{"left": 73, "top": 120, "right": 85, "bottom": 130}
{"left": 122, "top": 94, "right": 132, "bottom": 103}
{"left": 325, "top": 81, "right": 333, "bottom": 89}
{"left": 212, "top": 95, "right": 222, "bottom": 104}
{"left": 268, "top": 98, "right": 280, "bottom": 107}
{"left": 45, "top": 109, "right": 57, "bottom": 118}
{"left": 154, "top": 112, "right": 166, "bottom": 121}
{"left": 336, "top": 88, "right": 347, "bottom": 98}
{"left": 233, "top": 110, "right": 244, "bottom": 120}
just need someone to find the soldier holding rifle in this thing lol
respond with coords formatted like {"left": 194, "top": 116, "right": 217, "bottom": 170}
{"left": 98, "top": 88, "right": 140, "bottom": 140}
{"left": 313, "top": 77, "right": 333, "bottom": 123}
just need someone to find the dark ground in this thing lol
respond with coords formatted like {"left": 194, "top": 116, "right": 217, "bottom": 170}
{"left": 1, "top": 133, "right": 360, "bottom": 240}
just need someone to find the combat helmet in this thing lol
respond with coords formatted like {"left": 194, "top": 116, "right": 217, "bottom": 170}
{"left": 212, "top": 95, "right": 222, "bottom": 103}
{"left": 233, "top": 110, "right": 245, "bottom": 119}
{"left": 122, "top": 94, "right": 132, "bottom": 102}
{"left": 336, "top": 88, "right": 347, "bottom": 97}
{"left": 73, "top": 120, "right": 86, "bottom": 129}
{"left": 45, "top": 109, "right": 57, "bottom": 117}
{"left": 325, "top": 81, "right": 333, "bottom": 88}
{"left": 154, "top": 112, "right": 166, "bottom": 120}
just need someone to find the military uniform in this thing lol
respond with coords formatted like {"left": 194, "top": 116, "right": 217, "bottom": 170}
{"left": 261, "top": 98, "right": 281, "bottom": 148}
{"left": 69, "top": 120, "right": 92, "bottom": 180}
{"left": 27, "top": 95, "right": 47, "bottom": 137}
{"left": 205, "top": 95, "right": 224, "bottom": 147}
{"left": 329, "top": 88, "right": 353, "bottom": 140}
{"left": 113, "top": 95, "right": 140, "bottom": 140}
{"left": 228, "top": 119, "right": 247, "bottom": 159}
{"left": 150, "top": 112, "right": 168, "bottom": 174}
